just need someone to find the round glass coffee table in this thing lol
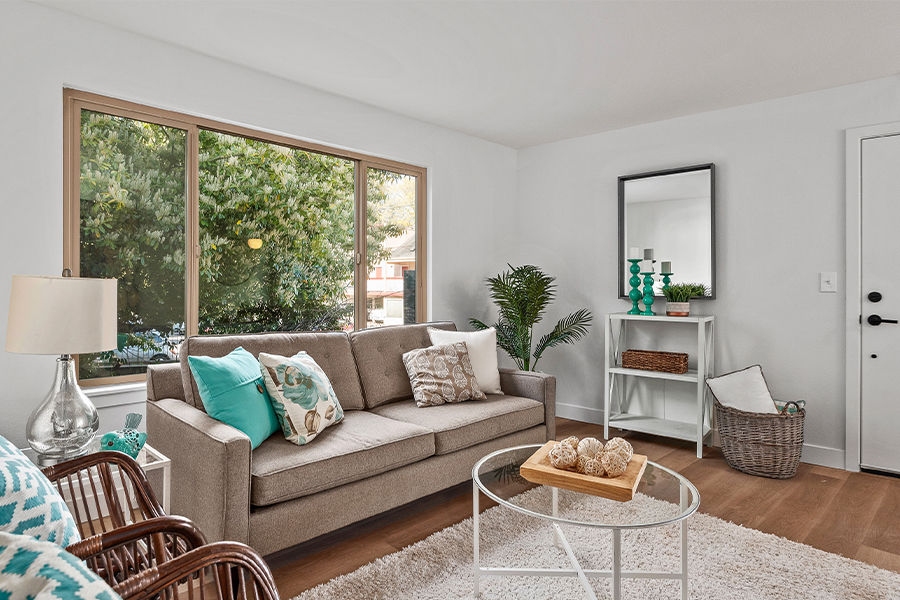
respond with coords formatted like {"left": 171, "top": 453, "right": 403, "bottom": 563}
{"left": 473, "top": 444, "right": 700, "bottom": 600}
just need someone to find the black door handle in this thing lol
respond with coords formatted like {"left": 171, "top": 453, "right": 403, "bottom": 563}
{"left": 868, "top": 314, "right": 899, "bottom": 326}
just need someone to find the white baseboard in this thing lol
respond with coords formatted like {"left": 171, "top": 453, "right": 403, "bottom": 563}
{"left": 555, "top": 403, "right": 604, "bottom": 425}
{"left": 798, "top": 443, "right": 846, "bottom": 470}
{"left": 556, "top": 405, "right": 846, "bottom": 470}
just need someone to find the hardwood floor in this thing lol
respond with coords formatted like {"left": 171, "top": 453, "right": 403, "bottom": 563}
{"left": 268, "top": 418, "right": 900, "bottom": 597}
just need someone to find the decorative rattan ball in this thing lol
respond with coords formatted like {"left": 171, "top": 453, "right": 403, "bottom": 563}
{"left": 577, "top": 437, "right": 603, "bottom": 458}
{"left": 549, "top": 443, "right": 578, "bottom": 469}
{"left": 574, "top": 454, "right": 591, "bottom": 474}
{"left": 601, "top": 450, "right": 629, "bottom": 477}
{"left": 604, "top": 437, "right": 633, "bottom": 462}
{"left": 561, "top": 436, "right": 580, "bottom": 450}
{"left": 583, "top": 458, "right": 606, "bottom": 478}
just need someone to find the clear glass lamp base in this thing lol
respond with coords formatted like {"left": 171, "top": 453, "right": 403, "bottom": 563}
{"left": 26, "top": 356, "right": 99, "bottom": 459}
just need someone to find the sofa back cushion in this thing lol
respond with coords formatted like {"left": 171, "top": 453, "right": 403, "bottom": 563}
{"left": 180, "top": 331, "right": 365, "bottom": 411}
{"left": 350, "top": 322, "right": 456, "bottom": 409}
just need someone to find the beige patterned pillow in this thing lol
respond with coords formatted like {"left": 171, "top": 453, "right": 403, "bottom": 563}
{"left": 402, "top": 342, "right": 487, "bottom": 407}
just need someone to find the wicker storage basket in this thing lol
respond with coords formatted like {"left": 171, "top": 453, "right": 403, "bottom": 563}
{"left": 621, "top": 349, "right": 689, "bottom": 374}
{"left": 714, "top": 399, "right": 805, "bottom": 479}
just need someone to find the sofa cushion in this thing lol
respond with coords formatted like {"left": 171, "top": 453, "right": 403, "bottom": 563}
{"left": 250, "top": 411, "right": 435, "bottom": 506}
{"left": 188, "top": 347, "right": 280, "bottom": 449}
{"left": 259, "top": 351, "right": 344, "bottom": 446}
{"left": 180, "top": 331, "right": 365, "bottom": 412}
{"left": 370, "top": 394, "right": 545, "bottom": 455}
{"left": 427, "top": 327, "right": 502, "bottom": 394}
{"left": 350, "top": 322, "right": 456, "bottom": 409}
{"left": 402, "top": 342, "right": 487, "bottom": 407}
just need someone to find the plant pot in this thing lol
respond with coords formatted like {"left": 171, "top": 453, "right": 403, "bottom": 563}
{"left": 666, "top": 302, "right": 690, "bottom": 317}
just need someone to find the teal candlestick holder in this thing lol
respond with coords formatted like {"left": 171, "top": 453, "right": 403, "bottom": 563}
{"left": 661, "top": 272, "right": 673, "bottom": 292}
{"left": 641, "top": 271, "right": 656, "bottom": 315}
{"left": 627, "top": 259, "right": 642, "bottom": 314}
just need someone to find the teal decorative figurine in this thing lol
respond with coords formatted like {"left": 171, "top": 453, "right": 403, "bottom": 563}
{"left": 100, "top": 413, "right": 147, "bottom": 459}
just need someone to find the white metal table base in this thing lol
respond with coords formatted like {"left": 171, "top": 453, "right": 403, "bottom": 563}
{"left": 473, "top": 483, "right": 691, "bottom": 600}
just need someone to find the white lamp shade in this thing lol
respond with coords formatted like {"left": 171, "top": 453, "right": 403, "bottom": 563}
{"left": 6, "top": 275, "right": 118, "bottom": 355}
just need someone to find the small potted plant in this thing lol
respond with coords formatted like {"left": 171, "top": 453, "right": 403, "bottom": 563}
{"left": 662, "top": 283, "right": 709, "bottom": 316}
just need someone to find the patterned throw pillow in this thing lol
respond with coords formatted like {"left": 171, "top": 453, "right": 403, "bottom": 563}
{"left": 0, "top": 531, "right": 120, "bottom": 600}
{"left": 402, "top": 342, "right": 487, "bottom": 408}
{"left": 259, "top": 352, "right": 345, "bottom": 446}
{"left": 0, "top": 436, "right": 79, "bottom": 547}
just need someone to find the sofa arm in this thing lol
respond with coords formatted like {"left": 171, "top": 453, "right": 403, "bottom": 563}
{"left": 146, "top": 363, "right": 186, "bottom": 403}
{"left": 146, "top": 399, "right": 251, "bottom": 545}
{"left": 499, "top": 368, "right": 556, "bottom": 441}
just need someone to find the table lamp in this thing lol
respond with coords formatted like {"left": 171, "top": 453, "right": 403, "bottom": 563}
{"left": 5, "top": 273, "right": 117, "bottom": 459}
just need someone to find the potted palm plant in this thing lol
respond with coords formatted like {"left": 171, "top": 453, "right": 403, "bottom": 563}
{"left": 471, "top": 265, "right": 592, "bottom": 371}
{"left": 662, "top": 283, "right": 710, "bottom": 316}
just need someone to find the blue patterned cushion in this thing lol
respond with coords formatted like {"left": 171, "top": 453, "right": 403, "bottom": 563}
{"left": 0, "top": 531, "right": 120, "bottom": 599}
{"left": 259, "top": 351, "right": 344, "bottom": 445}
{"left": 0, "top": 436, "right": 80, "bottom": 547}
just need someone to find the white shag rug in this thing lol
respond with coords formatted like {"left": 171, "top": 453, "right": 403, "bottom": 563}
{"left": 294, "top": 487, "right": 900, "bottom": 600}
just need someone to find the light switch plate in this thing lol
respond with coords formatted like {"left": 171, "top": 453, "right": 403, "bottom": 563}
{"left": 820, "top": 271, "right": 837, "bottom": 293}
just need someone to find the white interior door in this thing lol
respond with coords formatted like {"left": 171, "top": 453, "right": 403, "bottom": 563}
{"left": 860, "top": 133, "right": 900, "bottom": 473}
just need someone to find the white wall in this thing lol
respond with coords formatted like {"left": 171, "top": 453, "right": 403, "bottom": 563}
{"left": 0, "top": 1, "right": 517, "bottom": 447}
{"left": 515, "top": 76, "right": 900, "bottom": 468}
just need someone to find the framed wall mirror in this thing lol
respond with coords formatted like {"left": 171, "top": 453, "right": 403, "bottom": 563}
{"left": 618, "top": 163, "right": 716, "bottom": 299}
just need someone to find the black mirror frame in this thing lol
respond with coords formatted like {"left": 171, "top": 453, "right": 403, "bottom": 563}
{"left": 617, "top": 163, "right": 716, "bottom": 300}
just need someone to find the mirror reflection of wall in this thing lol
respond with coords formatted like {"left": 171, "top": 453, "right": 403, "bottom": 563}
{"left": 619, "top": 164, "right": 715, "bottom": 298}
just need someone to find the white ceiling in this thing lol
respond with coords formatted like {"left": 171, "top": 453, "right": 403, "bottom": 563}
{"left": 33, "top": 0, "right": 900, "bottom": 149}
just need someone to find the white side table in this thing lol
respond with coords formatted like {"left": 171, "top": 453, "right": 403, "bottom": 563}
{"left": 24, "top": 439, "right": 172, "bottom": 513}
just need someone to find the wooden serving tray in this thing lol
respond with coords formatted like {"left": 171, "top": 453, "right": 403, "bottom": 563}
{"left": 519, "top": 440, "right": 648, "bottom": 502}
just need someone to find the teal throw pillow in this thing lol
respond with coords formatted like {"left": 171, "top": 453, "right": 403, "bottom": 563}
{"left": 188, "top": 347, "right": 280, "bottom": 449}
{"left": 0, "top": 436, "right": 80, "bottom": 547}
{"left": 0, "top": 531, "right": 121, "bottom": 599}
{"left": 259, "top": 352, "right": 344, "bottom": 446}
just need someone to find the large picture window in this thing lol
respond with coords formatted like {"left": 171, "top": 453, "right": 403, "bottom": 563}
{"left": 64, "top": 90, "right": 426, "bottom": 384}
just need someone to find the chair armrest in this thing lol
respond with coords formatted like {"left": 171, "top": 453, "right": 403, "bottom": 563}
{"left": 499, "top": 368, "right": 556, "bottom": 441}
{"left": 113, "top": 541, "right": 278, "bottom": 600}
{"left": 67, "top": 515, "right": 206, "bottom": 587}
{"left": 146, "top": 399, "right": 251, "bottom": 545}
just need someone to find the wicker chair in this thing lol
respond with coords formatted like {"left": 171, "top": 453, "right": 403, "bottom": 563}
{"left": 41, "top": 451, "right": 165, "bottom": 539}
{"left": 112, "top": 541, "right": 280, "bottom": 600}
{"left": 46, "top": 452, "right": 279, "bottom": 598}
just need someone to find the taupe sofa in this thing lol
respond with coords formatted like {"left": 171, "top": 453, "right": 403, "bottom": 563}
{"left": 145, "top": 322, "right": 555, "bottom": 556}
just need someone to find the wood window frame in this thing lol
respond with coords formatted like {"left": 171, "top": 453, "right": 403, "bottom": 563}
{"left": 63, "top": 89, "right": 427, "bottom": 386}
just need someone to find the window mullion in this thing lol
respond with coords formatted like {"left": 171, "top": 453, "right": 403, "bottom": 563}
{"left": 416, "top": 172, "right": 427, "bottom": 322}
{"left": 355, "top": 161, "right": 369, "bottom": 330}
{"left": 186, "top": 125, "right": 200, "bottom": 337}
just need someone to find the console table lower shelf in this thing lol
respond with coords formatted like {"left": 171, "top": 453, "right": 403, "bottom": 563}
{"left": 472, "top": 445, "right": 701, "bottom": 600}
{"left": 608, "top": 413, "right": 712, "bottom": 444}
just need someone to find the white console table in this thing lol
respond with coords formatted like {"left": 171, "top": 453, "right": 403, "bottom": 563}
{"left": 604, "top": 313, "right": 715, "bottom": 458}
